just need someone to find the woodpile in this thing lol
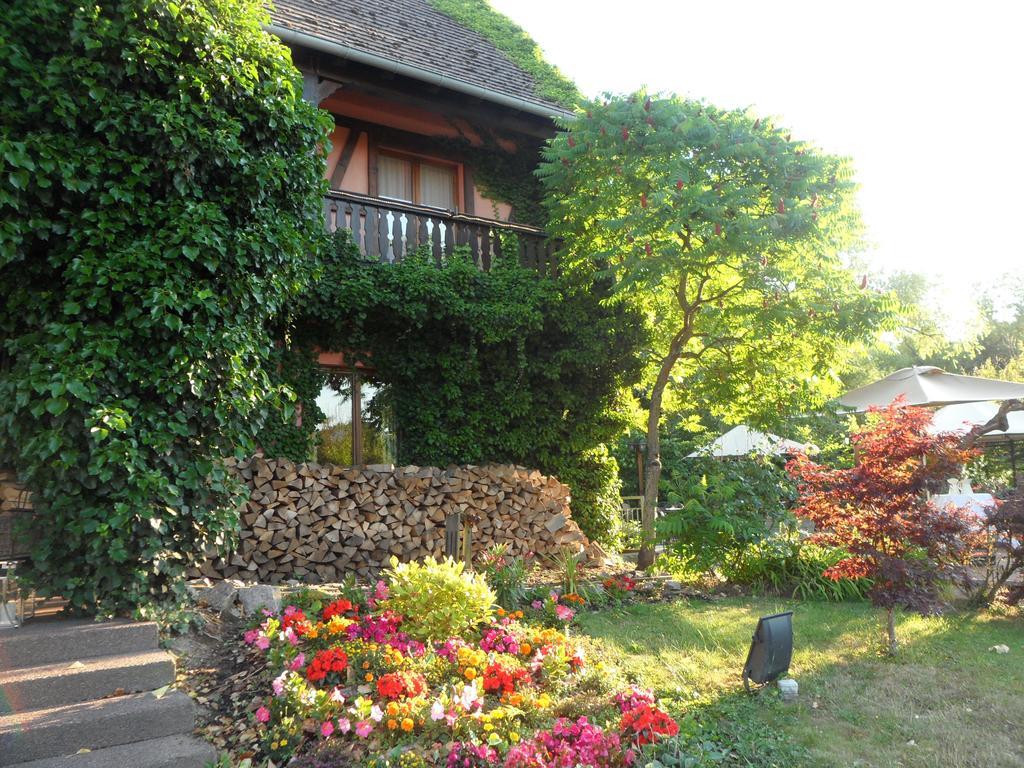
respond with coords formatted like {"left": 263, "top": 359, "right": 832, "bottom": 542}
{"left": 195, "top": 458, "right": 589, "bottom": 583}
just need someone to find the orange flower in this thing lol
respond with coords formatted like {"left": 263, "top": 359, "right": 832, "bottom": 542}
{"left": 386, "top": 719, "right": 398, "bottom": 730}
{"left": 519, "top": 643, "right": 532, "bottom": 656}
{"left": 386, "top": 701, "right": 400, "bottom": 717}
{"left": 497, "top": 608, "right": 506, "bottom": 617}
{"left": 364, "top": 672, "right": 374, "bottom": 682}
{"left": 400, "top": 717, "right": 415, "bottom": 732}
{"left": 464, "top": 667, "right": 477, "bottom": 680}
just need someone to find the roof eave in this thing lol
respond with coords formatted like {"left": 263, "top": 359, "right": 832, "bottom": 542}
{"left": 267, "top": 24, "right": 576, "bottom": 122}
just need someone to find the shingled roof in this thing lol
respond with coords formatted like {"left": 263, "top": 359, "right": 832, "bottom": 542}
{"left": 269, "top": 0, "right": 571, "bottom": 115}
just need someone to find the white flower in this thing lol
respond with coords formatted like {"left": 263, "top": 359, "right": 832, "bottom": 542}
{"left": 430, "top": 700, "right": 445, "bottom": 721}
{"left": 370, "top": 704, "right": 384, "bottom": 722}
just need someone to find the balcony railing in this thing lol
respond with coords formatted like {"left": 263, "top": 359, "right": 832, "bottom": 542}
{"left": 323, "top": 190, "right": 558, "bottom": 273}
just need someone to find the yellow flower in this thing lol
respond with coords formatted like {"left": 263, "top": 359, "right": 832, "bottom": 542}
{"left": 483, "top": 722, "right": 493, "bottom": 732}
{"left": 400, "top": 717, "right": 415, "bottom": 732}
{"left": 464, "top": 667, "right": 477, "bottom": 680}
{"left": 510, "top": 732, "right": 520, "bottom": 743}
{"left": 387, "top": 701, "right": 401, "bottom": 717}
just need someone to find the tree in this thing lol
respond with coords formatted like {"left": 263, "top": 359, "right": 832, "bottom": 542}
{"left": 0, "top": 0, "right": 331, "bottom": 612}
{"left": 540, "top": 91, "right": 887, "bottom": 567}
{"left": 787, "top": 402, "right": 979, "bottom": 652}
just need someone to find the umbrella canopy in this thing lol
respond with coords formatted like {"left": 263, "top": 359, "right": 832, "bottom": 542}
{"left": 929, "top": 401, "right": 1024, "bottom": 443}
{"left": 687, "top": 425, "right": 814, "bottom": 458}
{"left": 838, "top": 366, "right": 1024, "bottom": 412}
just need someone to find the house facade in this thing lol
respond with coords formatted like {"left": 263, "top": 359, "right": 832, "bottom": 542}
{"left": 268, "top": 0, "right": 573, "bottom": 465}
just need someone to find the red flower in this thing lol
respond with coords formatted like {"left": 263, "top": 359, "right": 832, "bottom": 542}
{"left": 482, "top": 661, "right": 529, "bottom": 695}
{"left": 322, "top": 598, "right": 358, "bottom": 622}
{"left": 280, "top": 608, "right": 310, "bottom": 637}
{"left": 306, "top": 648, "right": 349, "bottom": 684}
{"left": 620, "top": 703, "right": 679, "bottom": 745}
{"left": 376, "top": 670, "right": 427, "bottom": 700}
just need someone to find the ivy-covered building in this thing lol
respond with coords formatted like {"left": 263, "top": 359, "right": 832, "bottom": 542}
{"left": 268, "top": 0, "right": 577, "bottom": 466}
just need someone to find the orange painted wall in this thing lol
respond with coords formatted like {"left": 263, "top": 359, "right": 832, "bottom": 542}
{"left": 320, "top": 91, "right": 515, "bottom": 220}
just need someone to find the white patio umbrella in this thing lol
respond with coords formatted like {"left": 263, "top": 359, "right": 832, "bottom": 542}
{"left": 930, "top": 401, "right": 1024, "bottom": 487}
{"left": 838, "top": 366, "right": 1024, "bottom": 412}
{"left": 929, "top": 401, "right": 1024, "bottom": 442}
{"left": 687, "top": 425, "right": 815, "bottom": 458}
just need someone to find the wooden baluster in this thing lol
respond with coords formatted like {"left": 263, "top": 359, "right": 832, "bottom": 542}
{"left": 467, "top": 223, "right": 481, "bottom": 267}
{"left": 350, "top": 203, "right": 365, "bottom": 254}
{"left": 364, "top": 205, "right": 380, "bottom": 260}
{"left": 323, "top": 198, "right": 336, "bottom": 233}
{"left": 415, "top": 215, "right": 428, "bottom": 254}
{"left": 480, "top": 226, "right": 492, "bottom": 271}
{"left": 428, "top": 219, "right": 442, "bottom": 264}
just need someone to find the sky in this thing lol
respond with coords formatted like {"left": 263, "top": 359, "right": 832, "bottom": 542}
{"left": 490, "top": 0, "right": 1024, "bottom": 334}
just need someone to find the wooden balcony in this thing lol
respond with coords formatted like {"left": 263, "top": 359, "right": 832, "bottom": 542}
{"left": 323, "top": 190, "right": 558, "bottom": 273}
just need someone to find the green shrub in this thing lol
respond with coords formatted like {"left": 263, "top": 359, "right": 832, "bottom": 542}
{"left": 721, "top": 534, "right": 871, "bottom": 602}
{"left": 657, "top": 456, "right": 796, "bottom": 572}
{"left": 381, "top": 557, "right": 495, "bottom": 641}
{"left": 0, "top": 0, "right": 331, "bottom": 612}
{"left": 475, "top": 545, "right": 529, "bottom": 610}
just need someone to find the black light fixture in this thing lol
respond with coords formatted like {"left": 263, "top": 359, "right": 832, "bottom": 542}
{"left": 742, "top": 611, "right": 793, "bottom": 692}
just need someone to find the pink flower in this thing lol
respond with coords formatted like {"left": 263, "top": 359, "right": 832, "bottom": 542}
{"left": 554, "top": 604, "right": 575, "bottom": 622}
{"left": 355, "top": 720, "right": 373, "bottom": 738}
{"left": 255, "top": 706, "right": 270, "bottom": 724}
{"left": 271, "top": 672, "right": 287, "bottom": 697}
{"left": 531, "top": 600, "right": 543, "bottom": 610}
{"left": 288, "top": 652, "right": 305, "bottom": 671}
{"left": 321, "top": 720, "right": 334, "bottom": 738}
{"left": 370, "top": 704, "right": 384, "bottom": 722}
{"left": 374, "top": 580, "right": 389, "bottom": 601}
{"left": 283, "top": 627, "right": 298, "bottom": 646}
{"left": 254, "top": 635, "right": 270, "bottom": 651}
{"left": 243, "top": 629, "right": 259, "bottom": 645}
{"left": 430, "top": 700, "right": 445, "bottom": 721}
{"left": 337, "top": 717, "right": 351, "bottom": 734}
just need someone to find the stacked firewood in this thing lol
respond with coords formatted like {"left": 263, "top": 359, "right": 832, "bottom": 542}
{"left": 194, "top": 458, "right": 589, "bottom": 583}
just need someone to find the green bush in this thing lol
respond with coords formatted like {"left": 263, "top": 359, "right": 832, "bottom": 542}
{"left": 0, "top": 0, "right": 331, "bottom": 612}
{"left": 721, "top": 534, "right": 871, "bottom": 602}
{"left": 657, "top": 456, "right": 796, "bottom": 571}
{"left": 381, "top": 557, "right": 496, "bottom": 641}
{"left": 475, "top": 545, "right": 529, "bottom": 610}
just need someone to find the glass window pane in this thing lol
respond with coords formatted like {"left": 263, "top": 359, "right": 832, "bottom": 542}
{"left": 315, "top": 372, "right": 353, "bottom": 466}
{"left": 360, "top": 379, "right": 396, "bottom": 465}
{"left": 378, "top": 155, "right": 413, "bottom": 202}
{"left": 418, "top": 162, "right": 456, "bottom": 209}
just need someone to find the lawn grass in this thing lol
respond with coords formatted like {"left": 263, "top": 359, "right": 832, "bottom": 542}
{"left": 577, "top": 597, "right": 1024, "bottom": 768}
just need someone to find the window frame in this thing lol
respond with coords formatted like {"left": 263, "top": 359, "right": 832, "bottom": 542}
{"left": 376, "top": 148, "right": 460, "bottom": 211}
{"left": 316, "top": 367, "right": 395, "bottom": 467}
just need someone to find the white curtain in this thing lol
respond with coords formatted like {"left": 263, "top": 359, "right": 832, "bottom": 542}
{"left": 378, "top": 154, "right": 413, "bottom": 202}
{"left": 419, "top": 162, "right": 455, "bottom": 209}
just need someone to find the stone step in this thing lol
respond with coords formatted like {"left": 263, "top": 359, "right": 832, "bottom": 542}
{"left": 0, "top": 650, "right": 175, "bottom": 714}
{"left": 0, "top": 690, "right": 196, "bottom": 766}
{"left": 9, "top": 734, "right": 217, "bottom": 768}
{"left": 0, "top": 619, "right": 160, "bottom": 670}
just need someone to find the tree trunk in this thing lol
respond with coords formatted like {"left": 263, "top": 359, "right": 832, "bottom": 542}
{"left": 885, "top": 607, "right": 897, "bottom": 655}
{"left": 637, "top": 354, "right": 677, "bottom": 570}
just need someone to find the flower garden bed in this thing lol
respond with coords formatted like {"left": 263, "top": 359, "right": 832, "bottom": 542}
{"left": 217, "top": 557, "right": 686, "bottom": 766}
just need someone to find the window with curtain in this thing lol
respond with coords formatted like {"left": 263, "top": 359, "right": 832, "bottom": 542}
{"left": 314, "top": 370, "right": 396, "bottom": 466}
{"left": 377, "top": 151, "right": 457, "bottom": 210}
